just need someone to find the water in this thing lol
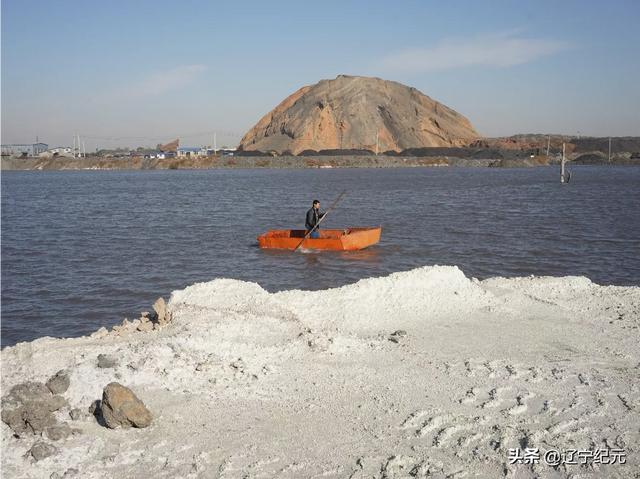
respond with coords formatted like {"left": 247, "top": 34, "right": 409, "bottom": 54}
{"left": 2, "top": 166, "right": 639, "bottom": 347}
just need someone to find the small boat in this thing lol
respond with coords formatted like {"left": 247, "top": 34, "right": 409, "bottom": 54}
{"left": 258, "top": 227, "right": 382, "bottom": 251}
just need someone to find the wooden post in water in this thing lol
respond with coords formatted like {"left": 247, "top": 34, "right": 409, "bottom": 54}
{"left": 561, "top": 143, "right": 566, "bottom": 183}
{"left": 546, "top": 135, "right": 550, "bottom": 158}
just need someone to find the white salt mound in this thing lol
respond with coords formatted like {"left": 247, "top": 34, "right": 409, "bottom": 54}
{"left": 2, "top": 265, "right": 639, "bottom": 478}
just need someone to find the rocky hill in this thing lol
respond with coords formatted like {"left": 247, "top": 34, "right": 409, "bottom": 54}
{"left": 238, "top": 75, "right": 479, "bottom": 154}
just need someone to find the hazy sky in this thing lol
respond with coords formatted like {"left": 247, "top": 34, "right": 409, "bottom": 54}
{"left": 2, "top": 0, "right": 639, "bottom": 150}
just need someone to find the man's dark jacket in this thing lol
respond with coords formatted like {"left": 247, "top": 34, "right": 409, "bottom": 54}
{"left": 305, "top": 208, "right": 325, "bottom": 231}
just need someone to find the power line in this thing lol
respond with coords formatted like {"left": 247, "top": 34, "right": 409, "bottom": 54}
{"left": 78, "top": 129, "right": 243, "bottom": 142}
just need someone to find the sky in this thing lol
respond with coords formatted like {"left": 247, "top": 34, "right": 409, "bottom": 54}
{"left": 2, "top": 0, "right": 639, "bottom": 150}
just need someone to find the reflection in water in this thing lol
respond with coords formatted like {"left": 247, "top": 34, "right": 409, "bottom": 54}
{"left": 296, "top": 246, "right": 383, "bottom": 269}
{"left": 337, "top": 246, "right": 382, "bottom": 263}
{"left": 302, "top": 253, "right": 321, "bottom": 266}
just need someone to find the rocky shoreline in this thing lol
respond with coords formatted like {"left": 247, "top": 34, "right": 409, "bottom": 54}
{"left": 3, "top": 151, "right": 638, "bottom": 171}
{"left": 2, "top": 266, "right": 639, "bottom": 478}
{"left": 0, "top": 154, "right": 531, "bottom": 171}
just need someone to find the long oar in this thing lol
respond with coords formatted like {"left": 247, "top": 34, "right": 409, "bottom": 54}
{"left": 294, "top": 190, "right": 347, "bottom": 251}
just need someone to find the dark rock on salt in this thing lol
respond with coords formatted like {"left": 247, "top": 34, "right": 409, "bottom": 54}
{"left": 46, "top": 423, "right": 73, "bottom": 441}
{"left": 97, "top": 354, "right": 118, "bottom": 369}
{"left": 46, "top": 370, "right": 70, "bottom": 395}
{"left": 1, "top": 381, "right": 67, "bottom": 436}
{"left": 100, "top": 382, "right": 152, "bottom": 429}
{"left": 29, "top": 441, "right": 58, "bottom": 461}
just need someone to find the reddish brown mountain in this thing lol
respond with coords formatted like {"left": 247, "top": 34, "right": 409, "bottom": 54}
{"left": 239, "top": 75, "right": 479, "bottom": 154}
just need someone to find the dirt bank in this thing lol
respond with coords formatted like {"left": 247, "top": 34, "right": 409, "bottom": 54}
{"left": 1, "top": 154, "right": 551, "bottom": 171}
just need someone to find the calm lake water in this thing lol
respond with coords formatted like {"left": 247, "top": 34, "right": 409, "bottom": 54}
{"left": 2, "top": 166, "right": 639, "bottom": 347}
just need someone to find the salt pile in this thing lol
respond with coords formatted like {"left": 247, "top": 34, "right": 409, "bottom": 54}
{"left": 2, "top": 265, "right": 639, "bottom": 478}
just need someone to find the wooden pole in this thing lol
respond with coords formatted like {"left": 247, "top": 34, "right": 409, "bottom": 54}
{"left": 608, "top": 137, "right": 612, "bottom": 162}
{"left": 561, "top": 143, "right": 564, "bottom": 183}
{"left": 546, "top": 136, "right": 550, "bottom": 157}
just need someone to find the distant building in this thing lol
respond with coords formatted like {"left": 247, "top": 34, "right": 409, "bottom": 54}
{"left": 176, "top": 146, "right": 236, "bottom": 157}
{"left": 48, "top": 147, "right": 73, "bottom": 155}
{"left": 177, "top": 147, "right": 203, "bottom": 157}
{"left": 1, "top": 143, "right": 49, "bottom": 157}
{"left": 37, "top": 146, "right": 74, "bottom": 159}
{"left": 142, "top": 151, "right": 176, "bottom": 159}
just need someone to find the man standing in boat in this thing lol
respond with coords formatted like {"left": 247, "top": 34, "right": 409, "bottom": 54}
{"left": 305, "top": 200, "right": 325, "bottom": 239}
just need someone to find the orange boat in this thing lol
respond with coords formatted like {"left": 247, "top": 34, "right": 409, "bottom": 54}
{"left": 257, "top": 227, "right": 382, "bottom": 251}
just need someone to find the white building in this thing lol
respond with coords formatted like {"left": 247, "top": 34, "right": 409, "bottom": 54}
{"left": 48, "top": 147, "right": 73, "bottom": 155}
{"left": 177, "top": 147, "right": 203, "bottom": 157}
